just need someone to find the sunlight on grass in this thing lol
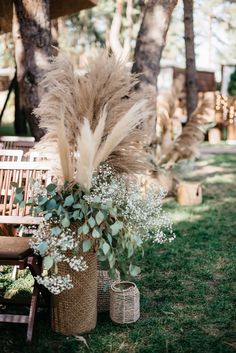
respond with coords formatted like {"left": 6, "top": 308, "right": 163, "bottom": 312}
{"left": 206, "top": 174, "right": 236, "bottom": 184}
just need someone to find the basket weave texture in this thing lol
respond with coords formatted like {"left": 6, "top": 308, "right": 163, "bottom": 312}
{"left": 51, "top": 249, "right": 97, "bottom": 335}
{"left": 97, "top": 270, "right": 120, "bottom": 312}
{"left": 110, "top": 281, "right": 140, "bottom": 324}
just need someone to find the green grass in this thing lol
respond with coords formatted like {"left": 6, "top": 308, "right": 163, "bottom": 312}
{"left": 0, "top": 152, "right": 236, "bottom": 353}
{"left": 0, "top": 123, "right": 15, "bottom": 136}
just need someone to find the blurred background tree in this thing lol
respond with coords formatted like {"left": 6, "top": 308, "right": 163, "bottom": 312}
{"left": 228, "top": 68, "right": 236, "bottom": 96}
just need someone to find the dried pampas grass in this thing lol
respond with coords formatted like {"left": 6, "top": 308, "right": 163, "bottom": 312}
{"left": 156, "top": 75, "right": 185, "bottom": 158}
{"left": 159, "top": 92, "right": 215, "bottom": 169}
{"left": 33, "top": 51, "right": 150, "bottom": 188}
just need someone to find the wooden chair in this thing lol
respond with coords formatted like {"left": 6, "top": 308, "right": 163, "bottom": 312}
{"left": 0, "top": 161, "right": 52, "bottom": 343}
{"left": 0, "top": 149, "right": 23, "bottom": 162}
{"left": 0, "top": 136, "right": 35, "bottom": 154}
{"left": 28, "top": 151, "right": 49, "bottom": 162}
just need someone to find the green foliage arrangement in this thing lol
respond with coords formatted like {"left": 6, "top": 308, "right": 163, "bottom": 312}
{"left": 13, "top": 165, "right": 174, "bottom": 295}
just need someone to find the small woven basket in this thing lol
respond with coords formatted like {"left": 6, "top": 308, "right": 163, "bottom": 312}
{"left": 97, "top": 269, "right": 120, "bottom": 312}
{"left": 176, "top": 182, "right": 202, "bottom": 206}
{"left": 110, "top": 281, "right": 140, "bottom": 324}
{"left": 51, "top": 249, "right": 97, "bottom": 335}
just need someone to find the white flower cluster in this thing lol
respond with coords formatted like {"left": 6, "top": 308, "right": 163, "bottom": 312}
{"left": 30, "top": 221, "right": 77, "bottom": 259}
{"left": 88, "top": 165, "right": 175, "bottom": 244}
{"left": 30, "top": 222, "right": 89, "bottom": 294}
{"left": 35, "top": 274, "right": 73, "bottom": 295}
{"left": 65, "top": 256, "right": 88, "bottom": 272}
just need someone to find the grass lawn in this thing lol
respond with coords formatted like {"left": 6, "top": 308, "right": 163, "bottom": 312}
{"left": 0, "top": 152, "right": 236, "bottom": 353}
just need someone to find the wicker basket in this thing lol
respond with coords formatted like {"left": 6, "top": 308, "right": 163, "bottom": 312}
{"left": 97, "top": 270, "right": 120, "bottom": 312}
{"left": 176, "top": 182, "right": 202, "bottom": 206}
{"left": 51, "top": 249, "right": 97, "bottom": 335}
{"left": 110, "top": 281, "right": 140, "bottom": 324}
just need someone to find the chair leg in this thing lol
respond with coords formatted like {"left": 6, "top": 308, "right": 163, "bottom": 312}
{"left": 26, "top": 283, "right": 39, "bottom": 343}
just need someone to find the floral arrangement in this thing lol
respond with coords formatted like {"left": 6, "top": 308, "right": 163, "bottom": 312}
{"left": 16, "top": 165, "right": 174, "bottom": 294}
{"left": 16, "top": 51, "right": 175, "bottom": 294}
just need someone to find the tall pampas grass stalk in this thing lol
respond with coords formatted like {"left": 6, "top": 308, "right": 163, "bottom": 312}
{"left": 33, "top": 51, "right": 150, "bottom": 188}
{"left": 94, "top": 100, "right": 147, "bottom": 170}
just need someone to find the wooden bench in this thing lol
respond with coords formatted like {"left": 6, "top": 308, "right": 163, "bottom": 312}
{"left": 0, "top": 161, "right": 52, "bottom": 343}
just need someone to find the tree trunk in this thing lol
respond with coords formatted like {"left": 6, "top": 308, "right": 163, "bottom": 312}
{"left": 12, "top": 0, "right": 52, "bottom": 141}
{"left": 109, "top": 0, "right": 133, "bottom": 62}
{"left": 14, "top": 73, "right": 28, "bottom": 135}
{"left": 132, "top": 0, "right": 178, "bottom": 148}
{"left": 183, "top": 0, "right": 198, "bottom": 119}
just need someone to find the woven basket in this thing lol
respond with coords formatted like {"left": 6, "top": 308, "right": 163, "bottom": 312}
{"left": 176, "top": 182, "right": 202, "bottom": 206}
{"left": 51, "top": 249, "right": 97, "bottom": 335}
{"left": 97, "top": 270, "right": 120, "bottom": 312}
{"left": 110, "top": 281, "right": 140, "bottom": 324}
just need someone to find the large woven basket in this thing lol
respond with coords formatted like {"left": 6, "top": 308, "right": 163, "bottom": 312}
{"left": 110, "top": 281, "right": 140, "bottom": 324}
{"left": 51, "top": 249, "right": 97, "bottom": 335}
{"left": 97, "top": 269, "right": 120, "bottom": 312}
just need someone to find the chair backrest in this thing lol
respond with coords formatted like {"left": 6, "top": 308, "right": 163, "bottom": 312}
{"left": 0, "top": 161, "right": 52, "bottom": 225}
{"left": 28, "top": 151, "right": 49, "bottom": 162}
{"left": 0, "top": 136, "right": 35, "bottom": 153}
{"left": 0, "top": 149, "right": 24, "bottom": 162}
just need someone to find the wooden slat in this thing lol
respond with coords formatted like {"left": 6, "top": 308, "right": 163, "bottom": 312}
{"left": 0, "top": 216, "right": 43, "bottom": 224}
{"left": 0, "top": 149, "right": 23, "bottom": 162}
{"left": 0, "top": 161, "right": 51, "bottom": 170}
{"left": 0, "top": 161, "right": 53, "bottom": 223}
{"left": 0, "top": 136, "right": 35, "bottom": 142}
{"left": 0, "top": 314, "right": 28, "bottom": 324}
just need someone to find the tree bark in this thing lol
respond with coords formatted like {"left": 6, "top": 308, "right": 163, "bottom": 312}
{"left": 12, "top": 0, "right": 52, "bottom": 141}
{"left": 183, "top": 0, "right": 198, "bottom": 119}
{"left": 132, "top": 0, "right": 178, "bottom": 147}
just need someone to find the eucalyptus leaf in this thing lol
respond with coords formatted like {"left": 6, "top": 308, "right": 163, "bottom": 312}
{"left": 11, "top": 181, "right": 18, "bottom": 188}
{"left": 127, "top": 244, "right": 134, "bottom": 258}
{"left": 38, "top": 195, "right": 48, "bottom": 206}
{"left": 46, "top": 198, "right": 57, "bottom": 210}
{"left": 19, "top": 200, "right": 25, "bottom": 208}
{"left": 43, "top": 255, "right": 54, "bottom": 270}
{"left": 73, "top": 203, "right": 81, "bottom": 209}
{"left": 61, "top": 217, "right": 70, "bottom": 228}
{"left": 98, "top": 253, "right": 107, "bottom": 262}
{"left": 93, "top": 196, "right": 101, "bottom": 203}
{"left": 73, "top": 210, "right": 81, "bottom": 220}
{"left": 44, "top": 212, "right": 52, "bottom": 221}
{"left": 107, "top": 233, "right": 112, "bottom": 245}
{"left": 82, "top": 239, "right": 92, "bottom": 252}
{"left": 50, "top": 226, "right": 61, "bottom": 236}
{"left": 129, "top": 264, "right": 141, "bottom": 277}
{"left": 95, "top": 211, "right": 104, "bottom": 225}
{"left": 92, "top": 227, "right": 101, "bottom": 238}
{"left": 14, "top": 193, "right": 23, "bottom": 203}
{"left": 82, "top": 223, "right": 89, "bottom": 235}
{"left": 77, "top": 226, "right": 83, "bottom": 236}
{"left": 46, "top": 184, "right": 57, "bottom": 193}
{"left": 88, "top": 216, "right": 96, "bottom": 228}
{"left": 108, "top": 253, "right": 116, "bottom": 268}
{"left": 37, "top": 241, "right": 48, "bottom": 255}
{"left": 102, "top": 242, "right": 110, "bottom": 255}
{"left": 16, "top": 187, "right": 24, "bottom": 194}
{"left": 110, "top": 220, "right": 123, "bottom": 236}
{"left": 64, "top": 195, "right": 74, "bottom": 207}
